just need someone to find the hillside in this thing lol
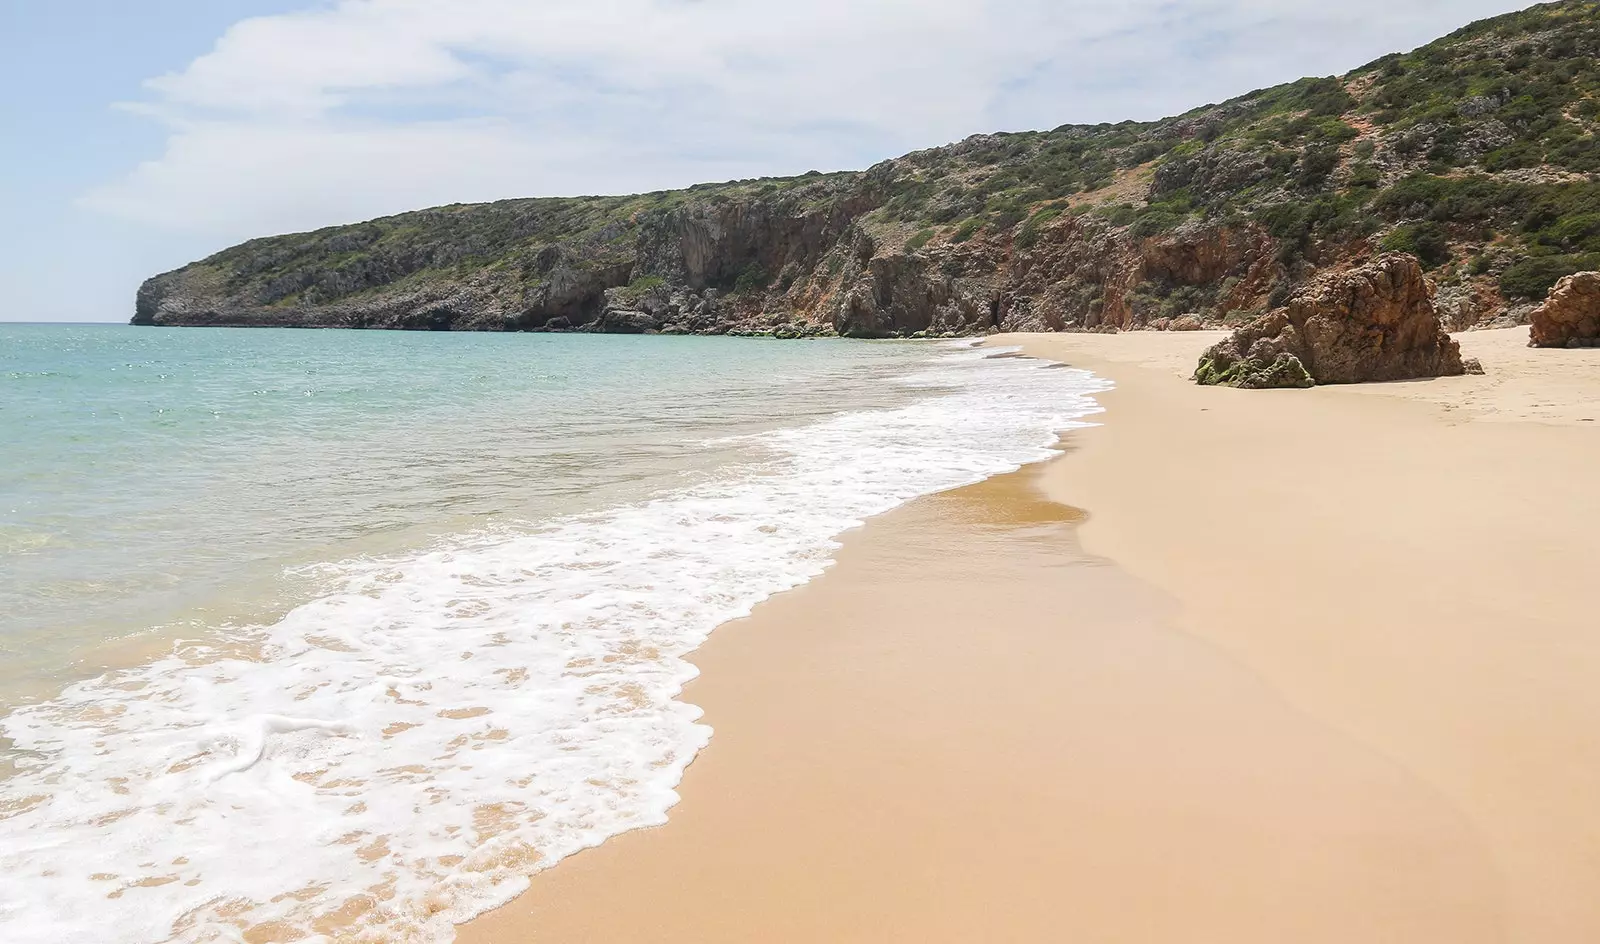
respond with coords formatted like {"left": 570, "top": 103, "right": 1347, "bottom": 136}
{"left": 134, "top": 1, "right": 1600, "bottom": 337}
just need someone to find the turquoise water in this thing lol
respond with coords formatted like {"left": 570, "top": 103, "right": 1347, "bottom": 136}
{"left": 0, "top": 325, "right": 924, "bottom": 701}
{"left": 0, "top": 324, "right": 1108, "bottom": 943}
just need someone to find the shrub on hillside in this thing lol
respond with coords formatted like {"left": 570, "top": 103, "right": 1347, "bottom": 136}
{"left": 1381, "top": 222, "right": 1453, "bottom": 269}
{"left": 951, "top": 218, "right": 983, "bottom": 244}
{"left": 1499, "top": 253, "right": 1600, "bottom": 300}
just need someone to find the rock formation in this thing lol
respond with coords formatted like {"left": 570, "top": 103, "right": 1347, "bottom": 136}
{"left": 1191, "top": 311, "right": 1317, "bottom": 388}
{"left": 1195, "top": 254, "right": 1467, "bottom": 388}
{"left": 1529, "top": 272, "right": 1600, "bottom": 348}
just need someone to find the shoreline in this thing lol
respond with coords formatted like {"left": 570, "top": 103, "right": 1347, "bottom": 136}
{"left": 2, "top": 336, "right": 1108, "bottom": 942}
{"left": 463, "top": 460, "right": 1504, "bottom": 943}
{"left": 460, "top": 325, "right": 1600, "bottom": 942}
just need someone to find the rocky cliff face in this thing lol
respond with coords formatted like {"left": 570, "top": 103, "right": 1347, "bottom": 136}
{"left": 135, "top": 2, "right": 1600, "bottom": 337}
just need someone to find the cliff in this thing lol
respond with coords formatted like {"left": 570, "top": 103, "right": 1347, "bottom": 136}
{"left": 135, "top": 1, "right": 1600, "bottom": 337}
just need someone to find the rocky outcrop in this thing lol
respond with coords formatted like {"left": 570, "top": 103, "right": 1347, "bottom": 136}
{"left": 822, "top": 229, "right": 1001, "bottom": 337}
{"left": 1191, "top": 311, "right": 1317, "bottom": 388}
{"left": 1529, "top": 272, "right": 1600, "bottom": 348}
{"left": 1195, "top": 254, "right": 1467, "bottom": 388}
{"left": 1149, "top": 147, "right": 1281, "bottom": 203}
{"left": 132, "top": 178, "right": 880, "bottom": 335}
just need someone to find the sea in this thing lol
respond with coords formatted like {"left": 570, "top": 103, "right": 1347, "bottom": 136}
{"left": 0, "top": 324, "right": 1108, "bottom": 943}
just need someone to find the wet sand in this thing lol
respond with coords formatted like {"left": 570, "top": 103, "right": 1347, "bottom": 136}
{"left": 461, "top": 325, "right": 1600, "bottom": 943}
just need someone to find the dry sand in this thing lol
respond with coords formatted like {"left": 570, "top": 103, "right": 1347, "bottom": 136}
{"left": 460, "top": 326, "right": 1600, "bottom": 943}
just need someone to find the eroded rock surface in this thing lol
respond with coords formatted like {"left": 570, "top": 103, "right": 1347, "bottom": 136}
{"left": 1529, "top": 272, "right": 1600, "bottom": 348}
{"left": 1195, "top": 254, "right": 1466, "bottom": 388}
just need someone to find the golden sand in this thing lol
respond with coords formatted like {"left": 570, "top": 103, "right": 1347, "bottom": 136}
{"left": 461, "top": 325, "right": 1600, "bottom": 943}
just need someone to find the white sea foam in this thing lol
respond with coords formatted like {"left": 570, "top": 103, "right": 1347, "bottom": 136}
{"left": 0, "top": 346, "right": 1108, "bottom": 943}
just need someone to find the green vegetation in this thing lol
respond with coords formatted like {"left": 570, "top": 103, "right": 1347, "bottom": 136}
{"left": 856, "top": 1, "right": 1600, "bottom": 301}
{"left": 1015, "top": 207, "right": 1063, "bottom": 248}
{"left": 1381, "top": 222, "right": 1453, "bottom": 268}
{"left": 147, "top": 1, "right": 1600, "bottom": 329}
{"left": 1500, "top": 253, "right": 1600, "bottom": 298}
{"left": 623, "top": 274, "right": 665, "bottom": 296}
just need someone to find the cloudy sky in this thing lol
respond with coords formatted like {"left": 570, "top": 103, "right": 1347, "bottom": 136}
{"left": 2, "top": 0, "right": 1531, "bottom": 322}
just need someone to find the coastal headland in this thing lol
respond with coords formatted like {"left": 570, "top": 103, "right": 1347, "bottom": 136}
{"left": 461, "top": 326, "right": 1600, "bottom": 943}
{"left": 133, "top": 3, "right": 1600, "bottom": 340}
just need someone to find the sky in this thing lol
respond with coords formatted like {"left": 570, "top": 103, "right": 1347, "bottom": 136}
{"left": 1, "top": 0, "right": 1535, "bottom": 323}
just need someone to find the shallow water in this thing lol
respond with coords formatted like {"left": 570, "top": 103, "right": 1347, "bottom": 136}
{"left": 0, "top": 325, "right": 1107, "bottom": 942}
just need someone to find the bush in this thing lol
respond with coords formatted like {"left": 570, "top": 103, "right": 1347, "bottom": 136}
{"left": 1499, "top": 253, "right": 1600, "bottom": 299}
{"left": 1347, "top": 162, "right": 1382, "bottom": 189}
{"left": 1261, "top": 75, "right": 1356, "bottom": 117}
{"left": 951, "top": 218, "right": 983, "bottom": 244}
{"left": 991, "top": 207, "right": 1028, "bottom": 231}
{"left": 1375, "top": 174, "right": 1522, "bottom": 225}
{"left": 1298, "top": 144, "right": 1341, "bottom": 189}
{"left": 1381, "top": 222, "right": 1453, "bottom": 268}
{"left": 905, "top": 229, "right": 935, "bottom": 252}
{"left": 1536, "top": 212, "right": 1600, "bottom": 252}
{"left": 1257, "top": 203, "right": 1310, "bottom": 240}
{"left": 1096, "top": 204, "right": 1139, "bottom": 227}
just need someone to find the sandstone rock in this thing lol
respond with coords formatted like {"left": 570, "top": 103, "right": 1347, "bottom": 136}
{"left": 1192, "top": 310, "right": 1315, "bottom": 388}
{"left": 1528, "top": 272, "right": 1600, "bottom": 348}
{"left": 1169, "top": 314, "right": 1205, "bottom": 331}
{"left": 1195, "top": 254, "right": 1465, "bottom": 388}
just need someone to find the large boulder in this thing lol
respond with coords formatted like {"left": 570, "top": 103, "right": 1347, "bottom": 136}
{"left": 1528, "top": 272, "right": 1600, "bottom": 348}
{"left": 1195, "top": 254, "right": 1467, "bottom": 388}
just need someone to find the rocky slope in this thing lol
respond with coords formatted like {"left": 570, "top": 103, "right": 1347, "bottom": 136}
{"left": 135, "top": 1, "right": 1600, "bottom": 337}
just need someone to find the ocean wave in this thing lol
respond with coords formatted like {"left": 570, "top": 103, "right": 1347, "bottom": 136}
{"left": 0, "top": 346, "right": 1108, "bottom": 943}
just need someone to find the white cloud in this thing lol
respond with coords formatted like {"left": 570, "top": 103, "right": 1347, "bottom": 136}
{"left": 81, "top": 0, "right": 1530, "bottom": 245}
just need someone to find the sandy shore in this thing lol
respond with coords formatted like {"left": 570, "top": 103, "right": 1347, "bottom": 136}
{"left": 461, "top": 326, "right": 1600, "bottom": 943}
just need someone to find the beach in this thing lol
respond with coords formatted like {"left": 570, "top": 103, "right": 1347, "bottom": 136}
{"left": 0, "top": 330, "right": 1112, "bottom": 941}
{"left": 461, "top": 326, "right": 1600, "bottom": 943}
